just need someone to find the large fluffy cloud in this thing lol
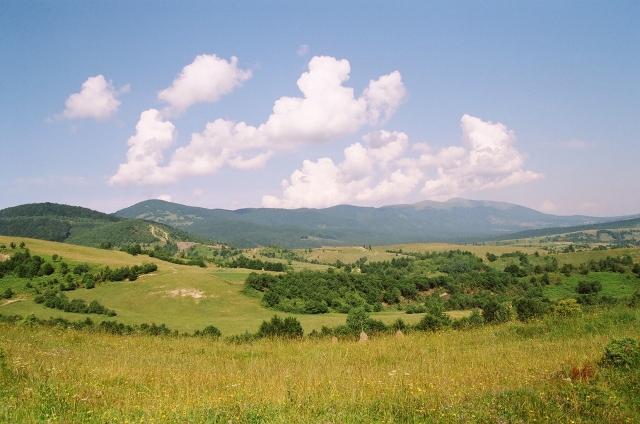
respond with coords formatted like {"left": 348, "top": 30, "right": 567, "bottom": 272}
{"left": 262, "top": 130, "right": 422, "bottom": 208}
{"left": 263, "top": 115, "right": 542, "bottom": 208}
{"left": 60, "top": 75, "right": 128, "bottom": 120}
{"left": 158, "top": 54, "right": 252, "bottom": 115}
{"left": 418, "top": 114, "right": 543, "bottom": 199}
{"left": 108, "top": 109, "right": 177, "bottom": 185}
{"left": 110, "top": 56, "right": 406, "bottom": 186}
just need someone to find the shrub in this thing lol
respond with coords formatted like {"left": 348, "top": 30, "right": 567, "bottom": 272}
{"left": 555, "top": 298, "right": 582, "bottom": 317}
{"left": 257, "top": 315, "right": 303, "bottom": 338}
{"left": 601, "top": 338, "right": 640, "bottom": 368}
{"left": 577, "top": 280, "right": 602, "bottom": 295}
{"left": 482, "top": 300, "right": 511, "bottom": 324}
{"left": 1, "top": 288, "right": 13, "bottom": 299}
{"left": 514, "top": 297, "right": 549, "bottom": 321}
{"left": 195, "top": 325, "right": 222, "bottom": 338}
{"left": 629, "top": 290, "right": 640, "bottom": 308}
{"left": 346, "top": 307, "right": 370, "bottom": 333}
{"left": 414, "top": 304, "right": 451, "bottom": 332}
{"left": 468, "top": 309, "right": 484, "bottom": 326}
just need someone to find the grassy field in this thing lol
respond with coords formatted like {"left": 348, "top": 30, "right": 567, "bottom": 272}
{"left": 1, "top": 306, "right": 639, "bottom": 423}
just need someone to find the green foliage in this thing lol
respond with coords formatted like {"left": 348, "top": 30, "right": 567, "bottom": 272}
{"left": 601, "top": 338, "right": 640, "bottom": 368}
{"left": 414, "top": 304, "right": 452, "bottom": 332}
{"left": 256, "top": 315, "right": 303, "bottom": 338}
{"left": 226, "top": 255, "right": 286, "bottom": 272}
{"left": 34, "top": 290, "right": 116, "bottom": 316}
{"left": 1, "top": 288, "right": 14, "bottom": 299}
{"left": 0, "top": 248, "right": 57, "bottom": 279}
{"left": 577, "top": 280, "right": 603, "bottom": 295}
{"left": 486, "top": 252, "right": 497, "bottom": 262}
{"left": 194, "top": 325, "right": 222, "bottom": 338}
{"left": 514, "top": 297, "right": 549, "bottom": 321}
{"left": 483, "top": 300, "right": 511, "bottom": 324}
{"left": 555, "top": 298, "right": 582, "bottom": 317}
{"left": 629, "top": 290, "right": 640, "bottom": 308}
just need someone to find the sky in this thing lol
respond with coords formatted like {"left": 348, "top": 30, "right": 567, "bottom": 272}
{"left": 1, "top": 1, "right": 638, "bottom": 217}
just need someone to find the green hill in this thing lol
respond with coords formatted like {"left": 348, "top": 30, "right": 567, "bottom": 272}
{"left": 0, "top": 202, "right": 214, "bottom": 248}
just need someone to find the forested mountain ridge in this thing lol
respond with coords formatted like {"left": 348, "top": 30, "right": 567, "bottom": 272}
{"left": 0, "top": 202, "right": 213, "bottom": 248}
{"left": 115, "top": 198, "right": 627, "bottom": 248}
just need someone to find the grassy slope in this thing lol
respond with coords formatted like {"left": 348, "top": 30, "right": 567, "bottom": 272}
{"left": 1, "top": 307, "right": 639, "bottom": 422}
{"left": 0, "top": 236, "right": 432, "bottom": 335}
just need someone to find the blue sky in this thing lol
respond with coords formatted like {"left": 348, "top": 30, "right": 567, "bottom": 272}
{"left": 1, "top": 1, "right": 638, "bottom": 216}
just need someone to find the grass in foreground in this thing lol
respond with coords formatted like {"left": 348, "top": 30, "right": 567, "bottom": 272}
{"left": 1, "top": 306, "right": 639, "bottom": 423}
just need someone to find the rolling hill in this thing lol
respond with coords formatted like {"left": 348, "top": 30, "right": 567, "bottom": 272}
{"left": 114, "top": 198, "right": 630, "bottom": 248}
{"left": 0, "top": 202, "right": 214, "bottom": 248}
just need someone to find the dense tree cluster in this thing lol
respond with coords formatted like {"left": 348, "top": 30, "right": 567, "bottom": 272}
{"left": 34, "top": 290, "right": 116, "bottom": 316}
{"left": 0, "top": 249, "right": 55, "bottom": 279}
{"left": 227, "top": 255, "right": 286, "bottom": 272}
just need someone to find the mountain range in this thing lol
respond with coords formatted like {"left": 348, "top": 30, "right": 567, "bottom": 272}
{"left": 2, "top": 198, "right": 637, "bottom": 249}
{"left": 114, "top": 198, "right": 636, "bottom": 248}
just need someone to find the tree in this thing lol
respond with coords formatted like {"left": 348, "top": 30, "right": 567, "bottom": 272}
{"left": 482, "top": 300, "right": 510, "bottom": 324}
{"left": 346, "top": 307, "right": 370, "bottom": 333}
{"left": 10, "top": 242, "right": 16, "bottom": 249}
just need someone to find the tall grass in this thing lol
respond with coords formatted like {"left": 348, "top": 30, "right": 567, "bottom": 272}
{"left": 1, "top": 306, "right": 639, "bottom": 423}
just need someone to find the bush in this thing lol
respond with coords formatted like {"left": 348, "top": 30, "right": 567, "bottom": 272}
{"left": 601, "top": 338, "right": 640, "bottom": 368}
{"left": 577, "top": 280, "right": 602, "bottom": 295}
{"left": 196, "top": 325, "right": 222, "bottom": 338}
{"left": 346, "top": 307, "right": 370, "bottom": 333}
{"left": 257, "top": 315, "right": 303, "bottom": 338}
{"left": 1, "top": 288, "right": 13, "bottom": 299}
{"left": 629, "top": 290, "right": 640, "bottom": 308}
{"left": 482, "top": 300, "right": 511, "bottom": 324}
{"left": 414, "top": 304, "right": 451, "bottom": 332}
{"left": 514, "top": 297, "right": 549, "bottom": 321}
{"left": 555, "top": 298, "right": 582, "bottom": 317}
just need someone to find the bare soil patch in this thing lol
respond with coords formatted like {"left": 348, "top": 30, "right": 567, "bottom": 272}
{"left": 176, "top": 242, "right": 197, "bottom": 251}
{"left": 0, "top": 254, "right": 10, "bottom": 262}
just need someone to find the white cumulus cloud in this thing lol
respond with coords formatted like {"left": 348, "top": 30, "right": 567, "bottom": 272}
{"left": 59, "top": 75, "right": 128, "bottom": 120}
{"left": 157, "top": 194, "right": 172, "bottom": 202}
{"left": 419, "top": 114, "right": 543, "bottom": 200}
{"left": 264, "top": 115, "right": 542, "bottom": 208}
{"left": 108, "top": 109, "right": 177, "bottom": 186}
{"left": 110, "top": 56, "right": 406, "bottom": 186}
{"left": 262, "top": 130, "right": 421, "bottom": 208}
{"left": 158, "top": 54, "right": 252, "bottom": 115}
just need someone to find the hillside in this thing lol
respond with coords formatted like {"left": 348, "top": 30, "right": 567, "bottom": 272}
{"left": 0, "top": 202, "right": 213, "bottom": 248}
{"left": 115, "top": 198, "right": 623, "bottom": 248}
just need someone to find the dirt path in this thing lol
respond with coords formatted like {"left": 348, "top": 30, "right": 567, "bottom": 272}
{"left": 0, "top": 298, "right": 24, "bottom": 307}
{"left": 149, "top": 225, "right": 168, "bottom": 243}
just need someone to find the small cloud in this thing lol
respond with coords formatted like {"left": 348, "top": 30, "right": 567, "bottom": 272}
{"left": 158, "top": 54, "right": 252, "bottom": 116}
{"left": 193, "top": 188, "right": 203, "bottom": 197}
{"left": 157, "top": 194, "right": 172, "bottom": 202}
{"left": 539, "top": 200, "right": 556, "bottom": 213}
{"left": 297, "top": 44, "right": 310, "bottom": 56}
{"left": 58, "top": 75, "right": 127, "bottom": 120}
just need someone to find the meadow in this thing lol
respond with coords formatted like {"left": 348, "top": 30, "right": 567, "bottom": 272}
{"left": 1, "top": 306, "right": 639, "bottom": 423}
{"left": 2, "top": 233, "right": 640, "bottom": 422}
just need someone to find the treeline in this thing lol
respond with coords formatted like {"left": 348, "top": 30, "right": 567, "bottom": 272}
{"left": 34, "top": 290, "right": 116, "bottom": 316}
{"left": 226, "top": 255, "right": 286, "bottom": 272}
{"left": 124, "top": 243, "right": 206, "bottom": 267}
{"left": 0, "top": 313, "right": 222, "bottom": 339}
{"left": 0, "top": 249, "right": 55, "bottom": 279}
{"left": 95, "top": 263, "right": 158, "bottom": 283}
